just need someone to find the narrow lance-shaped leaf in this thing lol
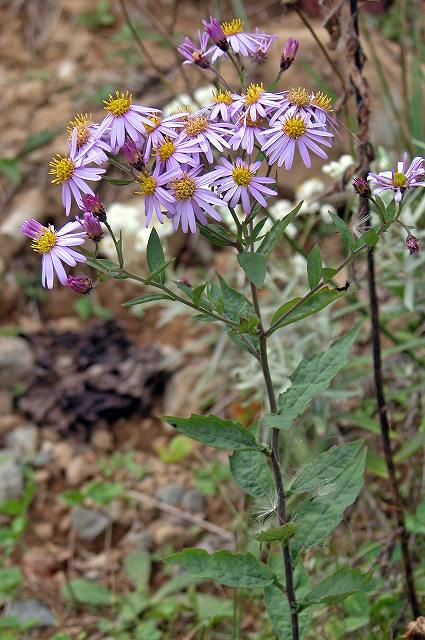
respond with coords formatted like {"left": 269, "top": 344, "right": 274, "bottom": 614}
{"left": 307, "top": 245, "right": 322, "bottom": 289}
{"left": 164, "top": 549, "right": 275, "bottom": 588}
{"left": 264, "top": 324, "right": 361, "bottom": 430}
{"left": 164, "top": 414, "right": 260, "bottom": 451}
{"left": 299, "top": 566, "right": 372, "bottom": 610}
{"left": 264, "top": 562, "right": 311, "bottom": 640}
{"left": 257, "top": 202, "right": 303, "bottom": 256}
{"left": 146, "top": 228, "right": 166, "bottom": 284}
{"left": 122, "top": 293, "right": 173, "bottom": 307}
{"left": 270, "top": 287, "right": 343, "bottom": 331}
{"left": 255, "top": 523, "right": 297, "bottom": 543}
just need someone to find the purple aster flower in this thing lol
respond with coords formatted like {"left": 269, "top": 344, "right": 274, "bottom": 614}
{"left": 49, "top": 135, "right": 106, "bottom": 216}
{"left": 177, "top": 115, "right": 232, "bottom": 163}
{"left": 229, "top": 114, "right": 268, "bottom": 154}
{"left": 262, "top": 113, "right": 334, "bottom": 170}
{"left": 178, "top": 31, "right": 212, "bottom": 68}
{"left": 207, "top": 90, "right": 235, "bottom": 122}
{"left": 280, "top": 37, "right": 299, "bottom": 71}
{"left": 78, "top": 212, "right": 103, "bottom": 242}
{"left": 67, "top": 275, "right": 93, "bottom": 294}
{"left": 268, "top": 88, "right": 338, "bottom": 135}
{"left": 202, "top": 16, "right": 228, "bottom": 50}
{"left": 135, "top": 165, "right": 180, "bottom": 225}
{"left": 67, "top": 113, "right": 111, "bottom": 164}
{"left": 81, "top": 193, "right": 107, "bottom": 222}
{"left": 21, "top": 219, "right": 86, "bottom": 289}
{"left": 231, "top": 83, "right": 281, "bottom": 122}
{"left": 406, "top": 235, "right": 420, "bottom": 255}
{"left": 122, "top": 139, "right": 145, "bottom": 171}
{"left": 166, "top": 166, "right": 223, "bottom": 233}
{"left": 250, "top": 30, "right": 277, "bottom": 63}
{"left": 97, "top": 90, "right": 159, "bottom": 150}
{"left": 209, "top": 18, "right": 264, "bottom": 62}
{"left": 139, "top": 112, "right": 186, "bottom": 162}
{"left": 209, "top": 157, "right": 277, "bottom": 214}
{"left": 154, "top": 137, "right": 201, "bottom": 171}
{"left": 368, "top": 154, "right": 425, "bottom": 203}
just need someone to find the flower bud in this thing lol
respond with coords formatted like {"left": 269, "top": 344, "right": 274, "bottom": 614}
{"left": 406, "top": 234, "right": 420, "bottom": 255}
{"left": 280, "top": 37, "right": 299, "bottom": 71}
{"left": 79, "top": 212, "right": 103, "bottom": 242}
{"left": 202, "top": 16, "right": 228, "bottom": 51}
{"left": 177, "top": 277, "right": 191, "bottom": 287}
{"left": 352, "top": 177, "right": 372, "bottom": 198}
{"left": 81, "top": 193, "right": 106, "bottom": 222}
{"left": 66, "top": 275, "right": 93, "bottom": 295}
{"left": 122, "top": 140, "right": 145, "bottom": 171}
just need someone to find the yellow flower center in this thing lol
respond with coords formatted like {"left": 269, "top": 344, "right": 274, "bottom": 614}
{"left": 158, "top": 139, "right": 176, "bottom": 161}
{"left": 49, "top": 155, "right": 74, "bottom": 184}
{"left": 104, "top": 91, "right": 133, "bottom": 117}
{"left": 144, "top": 115, "right": 162, "bottom": 133}
{"left": 283, "top": 116, "right": 307, "bottom": 139}
{"left": 288, "top": 87, "right": 311, "bottom": 108}
{"left": 68, "top": 113, "right": 93, "bottom": 148}
{"left": 222, "top": 18, "right": 243, "bottom": 36}
{"left": 213, "top": 90, "right": 233, "bottom": 105}
{"left": 245, "top": 83, "right": 264, "bottom": 106}
{"left": 394, "top": 171, "right": 407, "bottom": 188}
{"left": 31, "top": 226, "right": 57, "bottom": 254}
{"left": 184, "top": 117, "right": 209, "bottom": 137}
{"left": 312, "top": 91, "right": 333, "bottom": 112}
{"left": 232, "top": 165, "right": 254, "bottom": 186}
{"left": 136, "top": 175, "right": 157, "bottom": 196}
{"left": 173, "top": 176, "right": 196, "bottom": 200}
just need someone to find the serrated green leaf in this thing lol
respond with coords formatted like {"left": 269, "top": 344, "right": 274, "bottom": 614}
{"left": 237, "top": 252, "right": 267, "bottom": 288}
{"left": 300, "top": 567, "right": 372, "bottom": 609}
{"left": 307, "top": 245, "right": 322, "bottom": 288}
{"left": 291, "top": 447, "right": 366, "bottom": 558}
{"left": 257, "top": 202, "right": 302, "bottom": 256}
{"left": 264, "top": 325, "right": 361, "bottom": 430}
{"left": 270, "top": 287, "right": 343, "bottom": 330}
{"left": 229, "top": 449, "right": 273, "bottom": 497}
{"left": 146, "top": 228, "right": 165, "bottom": 283}
{"left": 291, "top": 440, "right": 365, "bottom": 494}
{"left": 164, "top": 414, "right": 259, "bottom": 451}
{"left": 255, "top": 523, "right": 297, "bottom": 542}
{"left": 164, "top": 549, "right": 274, "bottom": 588}
{"left": 122, "top": 293, "right": 172, "bottom": 307}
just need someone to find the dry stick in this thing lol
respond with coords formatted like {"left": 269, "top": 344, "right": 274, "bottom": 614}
{"left": 127, "top": 489, "right": 234, "bottom": 541}
{"left": 248, "top": 221, "right": 299, "bottom": 640}
{"left": 349, "top": 0, "right": 421, "bottom": 619}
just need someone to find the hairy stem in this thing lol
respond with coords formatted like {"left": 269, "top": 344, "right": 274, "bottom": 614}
{"left": 248, "top": 226, "right": 299, "bottom": 639}
{"left": 367, "top": 247, "right": 420, "bottom": 617}
{"left": 349, "top": 0, "right": 420, "bottom": 617}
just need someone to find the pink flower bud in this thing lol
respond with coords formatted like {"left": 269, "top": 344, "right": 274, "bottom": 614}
{"left": 280, "top": 37, "right": 299, "bottom": 71}
{"left": 406, "top": 235, "right": 420, "bottom": 255}
{"left": 66, "top": 275, "right": 93, "bottom": 295}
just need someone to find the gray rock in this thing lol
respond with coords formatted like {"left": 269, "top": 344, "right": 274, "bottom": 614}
{"left": 0, "top": 336, "right": 35, "bottom": 390}
{"left": 121, "top": 530, "right": 153, "bottom": 551}
{"left": 5, "top": 424, "right": 39, "bottom": 460}
{"left": 72, "top": 507, "right": 111, "bottom": 541}
{"left": 155, "top": 483, "right": 184, "bottom": 507}
{"left": 4, "top": 598, "right": 55, "bottom": 628}
{"left": 181, "top": 489, "right": 206, "bottom": 513}
{"left": 0, "top": 450, "right": 23, "bottom": 502}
